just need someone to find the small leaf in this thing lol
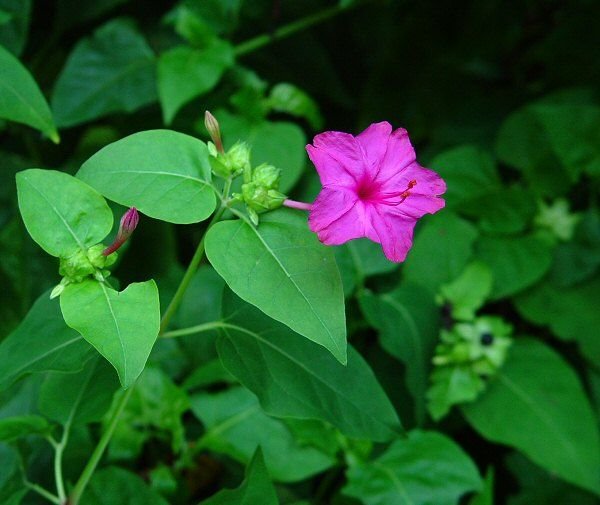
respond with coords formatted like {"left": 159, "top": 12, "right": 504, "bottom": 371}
{"left": 82, "top": 467, "right": 168, "bottom": 505}
{"left": 191, "top": 387, "right": 334, "bottom": 482}
{"left": 16, "top": 169, "right": 113, "bottom": 257}
{"left": 158, "top": 41, "right": 234, "bottom": 124}
{"left": 205, "top": 209, "right": 347, "bottom": 364}
{"left": 462, "top": 339, "right": 600, "bottom": 495}
{"left": 343, "top": 430, "right": 482, "bottom": 505}
{"left": 38, "top": 357, "right": 119, "bottom": 426}
{"left": 267, "top": 83, "right": 323, "bottom": 130}
{"left": 60, "top": 280, "right": 160, "bottom": 388}
{"left": 403, "top": 211, "right": 479, "bottom": 293}
{"left": 78, "top": 130, "right": 216, "bottom": 224}
{"left": 0, "top": 44, "right": 58, "bottom": 142}
{"left": 200, "top": 449, "right": 279, "bottom": 505}
{"left": 51, "top": 18, "right": 156, "bottom": 128}
{"left": 0, "top": 291, "right": 91, "bottom": 391}
{"left": 0, "top": 415, "right": 51, "bottom": 441}
{"left": 218, "top": 291, "right": 401, "bottom": 442}
{"left": 359, "top": 283, "right": 439, "bottom": 425}
{"left": 475, "top": 234, "right": 553, "bottom": 300}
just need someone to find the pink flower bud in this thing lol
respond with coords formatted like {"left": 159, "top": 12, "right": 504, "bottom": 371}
{"left": 103, "top": 207, "right": 139, "bottom": 256}
{"left": 205, "top": 110, "right": 224, "bottom": 154}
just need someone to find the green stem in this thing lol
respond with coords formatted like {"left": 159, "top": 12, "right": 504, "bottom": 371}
{"left": 68, "top": 385, "right": 134, "bottom": 505}
{"left": 25, "top": 482, "right": 61, "bottom": 505}
{"left": 162, "top": 321, "right": 227, "bottom": 338}
{"left": 234, "top": 4, "right": 350, "bottom": 56}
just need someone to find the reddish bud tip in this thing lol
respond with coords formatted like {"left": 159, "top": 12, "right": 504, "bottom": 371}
{"left": 103, "top": 207, "right": 140, "bottom": 256}
{"left": 204, "top": 110, "right": 224, "bottom": 153}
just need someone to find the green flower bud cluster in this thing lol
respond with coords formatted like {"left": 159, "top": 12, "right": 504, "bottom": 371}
{"left": 534, "top": 198, "right": 581, "bottom": 242}
{"left": 208, "top": 140, "right": 252, "bottom": 179}
{"left": 50, "top": 244, "right": 117, "bottom": 298}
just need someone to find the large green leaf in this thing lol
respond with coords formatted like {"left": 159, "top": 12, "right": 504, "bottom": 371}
{"left": 0, "top": 291, "right": 91, "bottom": 391}
{"left": 343, "top": 430, "right": 482, "bottom": 505}
{"left": 16, "top": 169, "right": 113, "bottom": 257}
{"left": 158, "top": 41, "right": 234, "bottom": 124}
{"left": 0, "top": 415, "right": 51, "bottom": 441}
{"left": 0, "top": 44, "right": 58, "bottom": 142}
{"left": 51, "top": 18, "right": 156, "bottom": 127}
{"left": 78, "top": 130, "right": 216, "bottom": 224}
{"left": 206, "top": 209, "right": 346, "bottom": 363}
{"left": 38, "top": 357, "right": 118, "bottom": 426}
{"left": 461, "top": 339, "right": 600, "bottom": 495}
{"left": 60, "top": 279, "right": 160, "bottom": 388}
{"left": 81, "top": 467, "right": 168, "bottom": 505}
{"left": 515, "top": 276, "right": 600, "bottom": 363}
{"left": 359, "top": 283, "right": 440, "bottom": 425}
{"left": 217, "top": 291, "right": 401, "bottom": 442}
{"left": 216, "top": 111, "right": 306, "bottom": 193}
{"left": 475, "top": 234, "right": 553, "bottom": 300}
{"left": 403, "top": 211, "right": 479, "bottom": 293}
{"left": 191, "top": 387, "right": 334, "bottom": 482}
{"left": 200, "top": 449, "right": 279, "bottom": 505}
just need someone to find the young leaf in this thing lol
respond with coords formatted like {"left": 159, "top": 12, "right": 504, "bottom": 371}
{"left": 16, "top": 169, "right": 113, "bottom": 257}
{"left": 475, "top": 234, "right": 553, "bottom": 300}
{"left": 78, "top": 130, "right": 216, "bottom": 224}
{"left": 0, "top": 291, "right": 91, "bottom": 391}
{"left": 403, "top": 212, "right": 479, "bottom": 294}
{"left": 217, "top": 291, "right": 402, "bottom": 442}
{"left": 461, "top": 339, "right": 600, "bottom": 495}
{"left": 200, "top": 449, "right": 279, "bottom": 505}
{"left": 0, "top": 44, "right": 58, "bottom": 142}
{"left": 38, "top": 357, "right": 119, "bottom": 426}
{"left": 205, "top": 209, "right": 347, "bottom": 364}
{"left": 359, "top": 283, "right": 440, "bottom": 425}
{"left": 158, "top": 40, "right": 234, "bottom": 124}
{"left": 51, "top": 18, "right": 156, "bottom": 128}
{"left": 0, "top": 415, "right": 51, "bottom": 442}
{"left": 191, "top": 387, "right": 334, "bottom": 482}
{"left": 343, "top": 430, "right": 482, "bottom": 505}
{"left": 267, "top": 83, "right": 323, "bottom": 130}
{"left": 60, "top": 279, "right": 160, "bottom": 388}
{"left": 82, "top": 467, "right": 168, "bottom": 505}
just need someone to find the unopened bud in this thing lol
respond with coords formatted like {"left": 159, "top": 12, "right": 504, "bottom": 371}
{"left": 205, "top": 111, "right": 224, "bottom": 154}
{"left": 252, "top": 164, "right": 280, "bottom": 190}
{"left": 103, "top": 207, "right": 139, "bottom": 256}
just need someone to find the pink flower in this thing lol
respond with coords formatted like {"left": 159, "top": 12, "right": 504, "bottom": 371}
{"left": 305, "top": 122, "right": 446, "bottom": 262}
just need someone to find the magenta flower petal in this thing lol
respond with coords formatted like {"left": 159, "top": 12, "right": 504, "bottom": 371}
{"left": 306, "top": 122, "right": 446, "bottom": 262}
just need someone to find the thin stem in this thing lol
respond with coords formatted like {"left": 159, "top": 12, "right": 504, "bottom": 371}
{"left": 162, "top": 321, "right": 226, "bottom": 338}
{"left": 283, "top": 198, "right": 312, "bottom": 211}
{"left": 68, "top": 386, "right": 135, "bottom": 505}
{"left": 17, "top": 451, "right": 61, "bottom": 504}
{"left": 235, "top": 4, "right": 350, "bottom": 56}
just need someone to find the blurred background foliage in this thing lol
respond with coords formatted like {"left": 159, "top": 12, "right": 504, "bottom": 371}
{"left": 1, "top": 0, "right": 599, "bottom": 504}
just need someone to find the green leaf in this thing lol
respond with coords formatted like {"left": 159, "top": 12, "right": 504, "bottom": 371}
{"left": 158, "top": 41, "right": 234, "bottom": 124}
{"left": 469, "top": 467, "right": 494, "bottom": 505}
{"left": 200, "top": 449, "right": 279, "bottom": 505}
{"left": 515, "top": 276, "right": 600, "bottom": 362}
{"left": 205, "top": 209, "right": 347, "bottom": 364}
{"left": 107, "top": 367, "right": 189, "bottom": 459}
{"left": 359, "top": 283, "right": 439, "bottom": 425}
{"left": 78, "top": 130, "right": 216, "bottom": 224}
{"left": 60, "top": 279, "right": 160, "bottom": 388}
{"left": 38, "top": 357, "right": 118, "bottom": 426}
{"left": 0, "top": 291, "right": 91, "bottom": 391}
{"left": 51, "top": 18, "right": 156, "bottom": 128}
{"left": 217, "top": 291, "right": 401, "bottom": 442}
{"left": 461, "top": 339, "right": 600, "bottom": 495}
{"left": 0, "top": 415, "right": 51, "bottom": 441}
{"left": 216, "top": 111, "right": 306, "bottom": 193}
{"left": 427, "top": 366, "right": 485, "bottom": 421}
{"left": 438, "top": 262, "right": 493, "bottom": 320}
{"left": 403, "top": 212, "right": 479, "bottom": 293}
{"left": 429, "top": 145, "right": 501, "bottom": 209}
{"left": 0, "top": 44, "right": 58, "bottom": 142}
{"left": 0, "top": 0, "right": 31, "bottom": 56}
{"left": 16, "top": 169, "right": 113, "bottom": 257}
{"left": 191, "top": 387, "right": 334, "bottom": 482}
{"left": 81, "top": 466, "right": 168, "bottom": 505}
{"left": 267, "top": 83, "right": 323, "bottom": 130}
{"left": 475, "top": 234, "right": 553, "bottom": 300}
{"left": 343, "top": 430, "right": 482, "bottom": 505}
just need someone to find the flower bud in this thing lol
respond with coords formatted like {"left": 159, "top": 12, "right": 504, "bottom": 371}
{"left": 227, "top": 141, "right": 252, "bottom": 178}
{"left": 103, "top": 207, "right": 139, "bottom": 256}
{"left": 204, "top": 111, "right": 224, "bottom": 154}
{"left": 252, "top": 163, "right": 280, "bottom": 190}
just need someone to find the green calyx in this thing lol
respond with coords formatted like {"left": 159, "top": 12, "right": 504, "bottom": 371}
{"left": 51, "top": 244, "right": 117, "bottom": 298}
{"left": 208, "top": 140, "right": 251, "bottom": 179}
